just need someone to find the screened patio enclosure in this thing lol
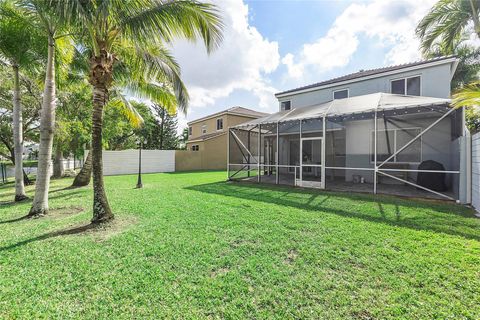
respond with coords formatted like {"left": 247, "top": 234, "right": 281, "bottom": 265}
{"left": 228, "top": 93, "right": 466, "bottom": 201}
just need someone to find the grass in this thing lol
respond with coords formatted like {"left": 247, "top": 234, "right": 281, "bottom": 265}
{"left": 0, "top": 171, "right": 479, "bottom": 319}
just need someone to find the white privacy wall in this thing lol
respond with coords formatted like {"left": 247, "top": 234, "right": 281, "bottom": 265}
{"left": 472, "top": 132, "right": 480, "bottom": 212}
{"left": 100, "top": 150, "right": 175, "bottom": 176}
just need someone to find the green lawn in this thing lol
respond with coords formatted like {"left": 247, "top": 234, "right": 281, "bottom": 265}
{"left": 0, "top": 171, "right": 479, "bottom": 319}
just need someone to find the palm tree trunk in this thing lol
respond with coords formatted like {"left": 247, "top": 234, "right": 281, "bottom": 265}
{"left": 29, "top": 36, "right": 56, "bottom": 216}
{"left": 53, "top": 145, "right": 64, "bottom": 178}
{"left": 12, "top": 64, "right": 27, "bottom": 202}
{"left": 470, "top": 0, "right": 480, "bottom": 37}
{"left": 89, "top": 49, "right": 115, "bottom": 223}
{"left": 91, "top": 84, "right": 113, "bottom": 223}
{"left": 72, "top": 151, "right": 92, "bottom": 187}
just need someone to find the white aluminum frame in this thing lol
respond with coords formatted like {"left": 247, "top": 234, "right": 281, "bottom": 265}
{"left": 299, "top": 136, "right": 323, "bottom": 188}
{"left": 226, "top": 103, "right": 462, "bottom": 202}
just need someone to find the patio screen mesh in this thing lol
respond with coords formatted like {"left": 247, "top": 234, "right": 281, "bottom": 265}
{"left": 228, "top": 93, "right": 464, "bottom": 201}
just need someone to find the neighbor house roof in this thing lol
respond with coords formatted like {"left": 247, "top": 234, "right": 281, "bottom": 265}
{"left": 275, "top": 56, "right": 459, "bottom": 98}
{"left": 187, "top": 131, "right": 226, "bottom": 143}
{"left": 234, "top": 93, "right": 451, "bottom": 128}
{"left": 188, "top": 106, "right": 269, "bottom": 125}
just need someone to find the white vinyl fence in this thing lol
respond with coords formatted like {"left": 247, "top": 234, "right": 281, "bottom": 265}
{"left": 1, "top": 159, "right": 82, "bottom": 182}
{"left": 472, "top": 132, "right": 480, "bottom": 213}
{"left": 100, "top": 149, "right": 175, "bottom": 176}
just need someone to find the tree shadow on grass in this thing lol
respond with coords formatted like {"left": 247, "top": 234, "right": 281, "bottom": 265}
{"left": 0, "top": 215, "right": 30, "bottom": 224}
{"left": 0, "top": 223, "right": 98, "bottom": 253}
{"left": 185, "top": 181, "right": 480, "bottom": 241}
{"left": 0, "top": 199, "right": 30, "bottom": 208}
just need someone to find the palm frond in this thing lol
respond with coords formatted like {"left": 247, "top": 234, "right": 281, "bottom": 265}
{"left": 113, "top": 40, "right": 189, "bottom": 113}
{"left": 452, "top": 81, "right": 480, "bottom": 108}
{"left": 122, "top": 80, "right": 177, "bottom": 114}
{"left": 120, "top": 0, "right": 223, "bottom": 53}
{"left": 416, "top": 0, "right": 472, "bottom": 54}
{"left": 107, "top": 94, "right": 144, "bottom": 128}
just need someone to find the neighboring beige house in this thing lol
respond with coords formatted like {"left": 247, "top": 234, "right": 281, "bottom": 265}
{"left": 176, "top": 107, "right": 268, "bottom": 171}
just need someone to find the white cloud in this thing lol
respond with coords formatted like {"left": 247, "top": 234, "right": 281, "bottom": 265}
{"left": 283, "top": 0, "right": 437, "bottom": 78}
{"left": 171, "top": 0, "right": 280, "bottom": 118}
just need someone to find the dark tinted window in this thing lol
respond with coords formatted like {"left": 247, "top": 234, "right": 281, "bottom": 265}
{"left": 407, "top": 76, "right": 421, "bottom": 96}
{"left": 391, "top": 79, "right": 405, "bottom": 94}
{"left": 217, "top": 118, "right": 223, "bottom": 130}
{"left": 333, "top": 89, "right": 348, "bottom": 99}
{"left": 281, "top": 101, "right": 291, "bottom": 110}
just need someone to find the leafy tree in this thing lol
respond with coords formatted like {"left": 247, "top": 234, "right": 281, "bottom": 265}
{"left": 63, "top": 0, "right": 223, "bottom": 223}
{"left": 0, "top": 1, "right": 45, "bottom": 201}
{"left": 141, "top": 104, "right": 179, "bottom": 150}
{"left": 0, "top": 66, "right": 42, "bottom": 183}
{"left": 53, "top": 79, "right": 92, "bottom": 178}
{"left": 178, "top": 127, "right": 189, "bottom": 150}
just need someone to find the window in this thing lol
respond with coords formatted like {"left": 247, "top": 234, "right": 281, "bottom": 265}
{"left": 390, "top": 76, "right": 421, "bottom": 96}
{"left": 188, "top": 126, "right": 192, "bottom": 136}
{"left": 333, "top": 89, "right": 349, "bottom": 100}
{"left": 281, "top": 101, "right": 291, "bottom": 111}
{"left": 191, "top": 145, "right": 199, "bottom": 151}
{"left": 201, "top": 125, "right": 207, "bottom": 134}
{"left": 406, "top": 77, "right": 421, "bottom": 96}
{"left": 371, "top": 128, "right": 421, "bottom": 163}
{"left": 216, "top": 118, "right": 223, "bottom": 130}
{"left": 391, "top": 79, "right": 405, "bottom": 95}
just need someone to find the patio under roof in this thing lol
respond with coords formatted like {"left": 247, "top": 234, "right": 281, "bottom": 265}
{"left": 233, "top": 93, "right": 451, "bottom": 128}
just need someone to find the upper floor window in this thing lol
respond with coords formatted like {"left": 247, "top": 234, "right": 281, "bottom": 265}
{"left": 281, "top": 101, "right": 291, "bottom": 111}
{"left": 391, "top": 76, "right": 421, "bottom": 96}
{"left": 188, "top": 126, "right": 192, "bottom": 136}
{"left": 333, "top": 89, "right": 349, "bottom": 100}
{"left": 216, "top": 118, "right": 223, "bottom": 130}
{"left": 201, "top": 124, "right": 207, "bottom": 134}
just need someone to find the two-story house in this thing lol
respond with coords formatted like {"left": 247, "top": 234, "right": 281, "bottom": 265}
{"left": 228, "top": 56, "right": 471, "bottom": 203}
{"left": 183, "top": 107, "right": 268, "bottom": 170}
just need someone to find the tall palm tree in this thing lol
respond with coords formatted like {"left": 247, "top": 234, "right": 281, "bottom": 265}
{"left": 416, "top": 0, "right": 480, "bottom": 54}
{"left": 60, "top": 0, "right": 223, "bottom": 223}
{"left": 0, "top": 1, "right": 44, "bottom": 201}
{"left": 23, "top": 0, "right": 74, "bottom": 216}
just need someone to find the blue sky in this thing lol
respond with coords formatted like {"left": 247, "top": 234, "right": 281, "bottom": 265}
{"left": 172, "top": 0, "right": 436, "bottom": 130}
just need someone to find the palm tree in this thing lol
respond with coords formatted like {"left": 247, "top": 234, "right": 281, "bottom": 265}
{"left": 72, "top": 150, "right": 92, "bottom": 187}
{"left": 0, "top": 1, "right": 44, "bottom": 201}
{"left": 23, "top": 0, "right": 75, "bottom": 216}
{"left": 416, "top": 0, "right": 480, "bottom": 54}
{"left": 60, "top": 0, "right": 223, "bottom": 223}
